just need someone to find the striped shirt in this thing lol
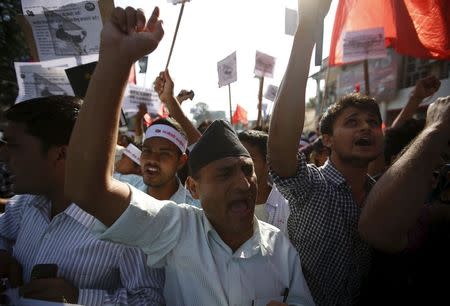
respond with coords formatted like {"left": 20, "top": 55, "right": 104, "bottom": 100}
{"left": 94, "top": 185, "right": 315, "bottom": 306}
{"left": 0, "top": 194, "right": 164, "bottom": 305}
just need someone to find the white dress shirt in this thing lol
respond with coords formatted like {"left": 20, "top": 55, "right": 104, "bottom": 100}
{"left": 265, "top": 185, "right": 290, "bottom": 234}
{"left": 94, "top": 185, "right": 315, "bottom": 306}
{"left": 0, "top": 194, "right": 164, "bottom": 305}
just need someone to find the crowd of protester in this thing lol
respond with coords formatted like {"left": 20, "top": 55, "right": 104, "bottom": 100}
{"left": 0, "top": 1, "right": 449, "bottom": 305}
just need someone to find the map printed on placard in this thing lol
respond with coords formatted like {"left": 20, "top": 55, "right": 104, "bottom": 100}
{"left": 122, "top": 84, "right": 162, "bottom": 114}
{"left": 24, "top": 1, "right": 103, "bottom": 61}
{"left": 14, "top": 57, "right": 78, "bottom": 103}
{"left": 217, "top": 51, "right": 237, "bottom": 88}
{"left": 254, "top": 51, "right": 276, "bottom": 78}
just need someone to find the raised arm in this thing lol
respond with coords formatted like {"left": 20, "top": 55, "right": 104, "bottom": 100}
{"left": 359, "top": 96, "right": 450, "bottom": 252}
{"left": 391, "top": 75, "right": 440, "bottom": 129}
{"left": 65, "top": 7, "right": 164, "bottom": 226}
{"left": 268, "top": 0, "right": 331, "bottom": 177}
{"left": 154, "top": 70, "right": 201, "bottom": 145}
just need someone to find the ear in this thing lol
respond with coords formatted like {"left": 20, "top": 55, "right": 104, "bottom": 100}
{"left": 186, "top": 176, "right": 200, "bottom": 200}
{"left": 56, "top": 146, "right": 67, "bottom": 161}
{"left": 177, "top": 153, "right": 188, "bottom": 171}
{"left": 321, "top": 134, "right": 333, "bottom": 150}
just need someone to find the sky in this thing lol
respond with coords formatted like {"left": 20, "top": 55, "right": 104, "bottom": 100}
{"left": 115, "top": 0, "right": 339, "bottom": 121}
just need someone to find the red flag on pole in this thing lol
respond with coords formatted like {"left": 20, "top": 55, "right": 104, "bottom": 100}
{"left": 232, "top": 104, "right": 248, "bottom": 126}
{"left": 329, "top": 0, "right": 450, "bottom": 65}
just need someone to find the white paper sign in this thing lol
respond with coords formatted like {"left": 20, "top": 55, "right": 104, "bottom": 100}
{"left": 285, "top": 8, "right": 298, "bottom": 36}
{"left": 24, "top": 1, "right": 103, "bottom": 61}
{"left": 217, "top": 51, "right": 237, "bottom": 88}
{"left": 122, "top": 85, "right": 162, "bottom": 114}
{"left": 343, "top": 27, "right": 387, "bottom": 63}
{"left": 167, "top": 0, "right": 190, "bottom": 4}
{"left": 264, "top": 84, "right": 278, "bottom": 102}
{"left": 254, "top": 51, "right": 276, "bottom": 78}
{"left": 14, "top": 58, "right": 77, "bottom": 103}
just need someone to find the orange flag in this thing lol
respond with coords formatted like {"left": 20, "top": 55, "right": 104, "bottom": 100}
{"left": 329, "top": 0, "right": 450, "bottom": 65}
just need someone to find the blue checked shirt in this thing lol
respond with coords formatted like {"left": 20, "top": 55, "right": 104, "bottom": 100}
{"left": 0, "top": 194, "right": 165, "bottom": 305}
{"left": 271, "top": 152, "right": 373, "bottom": 306}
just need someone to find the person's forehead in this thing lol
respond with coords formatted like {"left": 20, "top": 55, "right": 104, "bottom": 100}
{"left": 337, "top": 106, "right": 378, "bottom": 120}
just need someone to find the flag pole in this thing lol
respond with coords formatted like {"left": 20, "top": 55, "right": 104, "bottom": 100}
{"left": 256, "top": 76, "right": 264, "bottom": 127}
{"left": 363, "top": 59, "right": 370, "bottom": 96}
{"left": 165, "top": 1, "right": 186, "bottom": 70}
{"left": 228, "top": 84, "right": 233, "bottom": 124}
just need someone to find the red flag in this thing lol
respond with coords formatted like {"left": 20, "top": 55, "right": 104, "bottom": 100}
{"left": 232, "top": 104, "right": 248, "bottom": 126}
{"left": 329, "top": 0, "right": 450, "bottom": 65}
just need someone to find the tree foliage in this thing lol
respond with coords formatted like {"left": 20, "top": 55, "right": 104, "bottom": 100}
{"left": 0, "top": 1, "right": 30, "bottom": 109}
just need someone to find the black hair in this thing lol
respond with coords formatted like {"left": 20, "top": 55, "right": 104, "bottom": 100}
{"left": 320, "top": 93, "right": 382, "bottom": 135}
{"left": 5, "top": 95, "right": 82, "bottom": 152}
{"left": 238, "top": 129, "right": 268, "bottom": 161}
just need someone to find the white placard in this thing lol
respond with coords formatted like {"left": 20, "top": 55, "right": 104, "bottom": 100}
{"left": 122, "top": 84, "right": 162, "bottom": 114}
{"left": 343, "top": 27, "right": 387, "bottom": 63}
{"left": 167, "top": 0, "right": 190, "bottom": 4}
{"left": 24, "top": 1, "right": 103, "bottom": 61}
{"left": 254, "top": 51, "right": 276, "bottom": 78}
{"left": 264, "top": 84, "right": 278, "bottom": 102}
{"left": 14, "top": 58, "right": 77, "bottom": 103}
{"left": 285, "top": 8, "right": 298, "bottom": 36}
{"left": 217, "top": 51, "right": 237, "bottom": 88}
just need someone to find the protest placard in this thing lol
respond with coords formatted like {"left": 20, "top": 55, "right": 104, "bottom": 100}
{"left": 254, "top": 51, "right": 276, "bottom": 78}
{"left": 217, "top": 51, "right": 237, "bottom": 88}
{"left": 21, "top": 0, "right": 104, "bottom": 61}
{"left": 264, "top": 84, "right": 278, "bottom": 102}
{"left": 14, "top": 58, "right": 78, "bottom": 103}
{"left": 285, "top": 8, "right": 297, "bottom": 36}
{"left": 167, "top": 0, "right": 190, "bottom": 4}
{"left": 343, "top": 27, "right": 387, "bottom": 63}
{"left": 122, "top": 85, "right": 161, "bottom": 114}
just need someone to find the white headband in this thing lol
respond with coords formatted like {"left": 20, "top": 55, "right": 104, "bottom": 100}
{"left": 123, "top": 144, "right": 141, "bottom": 166}
{"left": 145, "top": 124, "right": 188, "bottom": 153}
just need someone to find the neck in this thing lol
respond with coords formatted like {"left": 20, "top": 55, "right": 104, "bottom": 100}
{"left": 147, "top": 177, "right": 179, "bottom": 201}
{"left": 256, "top": 180, "right": 271, "bottom": 204}
{"left": 218, "top": 227, "right": 254, "bottom": 253}
{"left": 330, "top": 154, "right": 369, "bottom": 206}
{"left": 47, "top": 186, "right": 72, "bottom": 219}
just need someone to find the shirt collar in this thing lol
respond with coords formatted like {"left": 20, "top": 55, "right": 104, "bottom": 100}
{"left": 322, "top": 160, "right": 376, "bottom": 190}
{"left": 170, "top": 178, "right": 187, "bottom": 204}
{"left": 31, "top": 197, "right": 95, "bottom": 229}
{"left": 202, "top": 214, "right": 272, "bottom": 258}
{"left": 322, "top": 159, "right": 347, "bottom": 186}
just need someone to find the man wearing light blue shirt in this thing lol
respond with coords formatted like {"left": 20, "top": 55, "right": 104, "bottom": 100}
{"left": 114, "top": 117, "right": 199, "bottom": 206}
{"left": 66, "top": 6, "right": 315, "bottom": 306}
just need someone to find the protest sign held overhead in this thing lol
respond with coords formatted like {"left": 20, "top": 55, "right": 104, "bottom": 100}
{"left": 20, "top": 0, "right": 107, "bottom": 61}
{"left": 217, "top": 51, "right": 237, "bottom": 88}
{"left": 285, "top": 8, "right": 298, "bottom": 36}
{"left": 14, "top": 58, "right": 78, "bottom": 103}
{"left": 168, "top": 0, "right": 190, "bottom": 4}
{"left": 122, "top": 84, "right": 162, "bottom": 115}
{"left": 342, "top": 28, "right": 387, "bottom": 63}
{"left": 264, "top": 84, "right": 278, "bottom": 102}
{"left": 254, "top": 51, "right": 276, "bottom": 78}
